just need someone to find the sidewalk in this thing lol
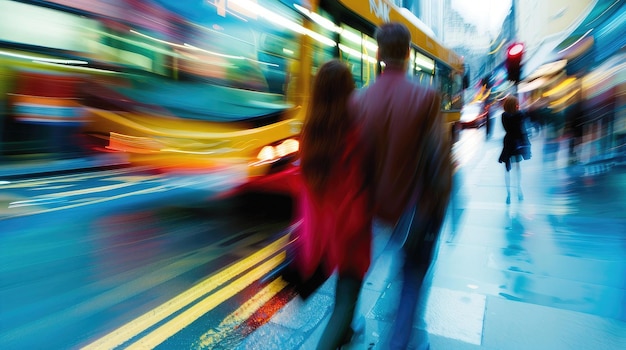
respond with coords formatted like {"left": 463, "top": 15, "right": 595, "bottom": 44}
{"left": 240, "top": 123, "right": 626, "bottom": 349}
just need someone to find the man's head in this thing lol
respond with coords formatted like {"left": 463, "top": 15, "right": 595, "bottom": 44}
{"left": 375, "top": 22, "right": 411, "bottom": 68}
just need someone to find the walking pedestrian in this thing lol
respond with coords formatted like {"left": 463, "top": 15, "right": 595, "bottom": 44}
{"left": 498, "top": 95, "right": 532, "bottom": 204}
{"left": 292, "top": 59, "right": 375, "bottom": 350}
{"left": 351, "top": 22, "right": 453, "bottom": 349}
{"left": 484, "top": 99, "right": 493, "bottom": 140}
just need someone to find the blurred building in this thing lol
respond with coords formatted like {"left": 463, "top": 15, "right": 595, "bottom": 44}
{"left": 442, "top": 7, "right": 488, "bottom": 87}
{"left": 516, "top": 0, "right": 625, "bottom": 170}
{"left": 517, "top": 0, "right": 595, "bottom": 79}
{"left": 439, "top": 0, "right": 509, "bottom": 91}
{"left": 411, "top": 0, "right": 625, "bottom": 168}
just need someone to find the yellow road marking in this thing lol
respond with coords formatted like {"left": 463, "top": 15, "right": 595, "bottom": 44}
{"left": 195, "top": 277, "right": 289, "bottom": 349}
{"left": 8, "top": 183, "right": 137, "bottom": 208}
{"left": 126, "top": 253, "right": 285, "bottom": 349}
{"left": 81, "top": 235, "right": 289, "bottom": 350}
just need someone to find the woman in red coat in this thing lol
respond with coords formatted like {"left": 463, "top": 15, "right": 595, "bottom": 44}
{"left": 295, "top": 59, "right": 374, "bottom": 349}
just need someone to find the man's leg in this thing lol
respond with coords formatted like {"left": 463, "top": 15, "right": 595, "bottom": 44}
{"left": 389, "top": 253, "right": 426, "bottom": 349}
{"left": 388, "top": 200, "right": 439, "bottom": 349}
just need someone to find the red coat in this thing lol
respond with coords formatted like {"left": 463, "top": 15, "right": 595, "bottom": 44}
{"left": 293, "top": 128, "right": 373, "bottom": 280}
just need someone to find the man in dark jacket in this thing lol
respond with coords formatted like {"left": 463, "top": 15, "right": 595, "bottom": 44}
{"left": 350, "top": 22, "right": 453, "bottom": 349}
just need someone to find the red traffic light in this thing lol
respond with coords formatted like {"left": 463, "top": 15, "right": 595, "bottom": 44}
{"left": 506, "top": 43, "right": 524, "bottom": 83}
{"left": 508, "top": 43, "right": 524, "bottom": 57}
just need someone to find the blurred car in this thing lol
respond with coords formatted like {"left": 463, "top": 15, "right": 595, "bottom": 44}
{"left": 459, "top": 103, "right": 488, "bottom": 129}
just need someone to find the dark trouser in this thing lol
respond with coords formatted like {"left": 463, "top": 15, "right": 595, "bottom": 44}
{"left": 389, "top": 202, "right": 439, "bottom": 349}
{"left": 317, "top": 275, "right": 362, "bottom": 350}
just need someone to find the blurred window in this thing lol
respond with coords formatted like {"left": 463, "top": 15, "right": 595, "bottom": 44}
{"left": 172, "top": 0, "right": 304, "bottom": 95}
{"left": 409, "top": 49, "right": 436, "bottom": 86}
{"left": 437, "top": 64, "right": 463, "bottom": 111}
{"left": 0, "top": 1, "right": 101, "bottom": 53}
{"left": 0, "top": 0, "right": 305, "bottom": 98}
{"left": 308, "top": 8, "right": 337, "bottom": 84}
{"left": 338, "top": 24, "right": 377, "bottom": 88}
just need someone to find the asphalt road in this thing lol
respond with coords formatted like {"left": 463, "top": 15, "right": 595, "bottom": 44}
{"left": 0, "top": 166, "right": 295, "bottom": 349}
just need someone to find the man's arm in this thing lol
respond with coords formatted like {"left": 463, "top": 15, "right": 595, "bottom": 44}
{"left": 404, "top": 90, "right": 453, "bottom": 252}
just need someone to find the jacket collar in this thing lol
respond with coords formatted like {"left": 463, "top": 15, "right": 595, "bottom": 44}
{"left": 381, "top": 66, "right": 407, "bottom": 76}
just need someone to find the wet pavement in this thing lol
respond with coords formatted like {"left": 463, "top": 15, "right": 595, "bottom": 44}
{"left": 239, "top": 120, "right": 626, "bottom": 349}
{"left": 1, "top": 119, "right": 624, "bottom": 349}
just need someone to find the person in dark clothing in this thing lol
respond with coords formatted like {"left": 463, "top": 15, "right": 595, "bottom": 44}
{"left": 351, "top": 22, "right": 453, "bottom": 350}
{"left": 498, "top": 95, "right": 531, "bottom": 204}
{"left": 484, "top": 99, "right": 493, "bottom": 140}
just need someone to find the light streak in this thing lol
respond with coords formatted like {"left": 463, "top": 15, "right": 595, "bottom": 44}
{"left": 31, "top": 61, "right": 120, "bottom": 74}
{"left": 130, "top": 29, "right": 188, "bottom": 49}
{"left": 557, "top": 29, "right": 593, "bottom": 55}
{"left": 0, "top": 168, "right": 136, "bottom": 190}
{"left": 585, "top": 0, "right": 620, "bottom": 27}
{"left": 0, "top": 50, "right": 88, "bottom": 65}
{"left": 2, "top": 186, "right": 162, "bottom": 219}
{"left": 542, "top": 77, "right": 576, "bottom": 98}
{"left": 229, "top": 0, "right": 336, "bottom": 47}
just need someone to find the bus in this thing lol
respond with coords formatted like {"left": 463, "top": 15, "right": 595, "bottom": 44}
{"left": 0, "top": 0, "right": 465, "bottom": 193}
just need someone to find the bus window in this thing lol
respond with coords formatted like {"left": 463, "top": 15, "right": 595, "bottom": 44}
{"left": 305, "top": 8, "right": 339, "bottom": 80}
{"left": 99, "top": 28, "right": 173, "bottom": 76}
{"left": 172, "top": 1, "right": 305, "bottom": 95}
{"left": 337, "top": 25, "right": 377, "bottom": 88}
{"left": 0, "top": 1, "right": 102, "bottom": 54}
{"left": 437, "top": 64, "right": 463, "bottom": 111}
{"left": 255, "top": 29, "right": 301, "bottom": 97}
{"left": 438, "top": 64, "right": 452, "bottom": 110}
{"left": 410, "top": 48, "right": 435, "bottom": 85}
{"left": 451, "top": 71, "right": 464, "bottom": 110}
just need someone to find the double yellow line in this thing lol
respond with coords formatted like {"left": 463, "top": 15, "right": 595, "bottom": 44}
{"left": 82, "top": 234, "right": 291, "bottom": 349}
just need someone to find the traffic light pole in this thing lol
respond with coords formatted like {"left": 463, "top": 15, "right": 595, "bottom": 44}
{"left": 510, "top": 0, "right": 519, "bottom": 95}
{"left": 506, "top": 42, "right": 524, "bottom": 95}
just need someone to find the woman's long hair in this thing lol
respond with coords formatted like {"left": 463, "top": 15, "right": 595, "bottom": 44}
{"left": 300, "top": 60, "right": 355, "bottom": 193}
{"left": 503, "top": 95, "right": 519, "bottom": 114}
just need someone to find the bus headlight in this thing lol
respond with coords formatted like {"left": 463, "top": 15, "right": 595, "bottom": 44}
{"left": 257, "top": 146, "right": 276, "bottom": 162}
{"left": 255, "top": 139, "right": 299, "bottom": 164}
{"left": 275, "top": 139, "right": 299, "bottom": 157}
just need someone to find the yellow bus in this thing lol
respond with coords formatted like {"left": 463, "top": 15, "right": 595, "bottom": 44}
{"left": 0, "top": 0, "right": 465, "bottom": 191}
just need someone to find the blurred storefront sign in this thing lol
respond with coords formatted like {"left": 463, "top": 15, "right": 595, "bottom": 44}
{"left": 518, "top": 60, "right": 567, "bottom": 94}
{"left": 525, "top": 59, "right": 567, "bottom": 82}
{"left": 557, "top": 35, "right": 594, "bottom": 61}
